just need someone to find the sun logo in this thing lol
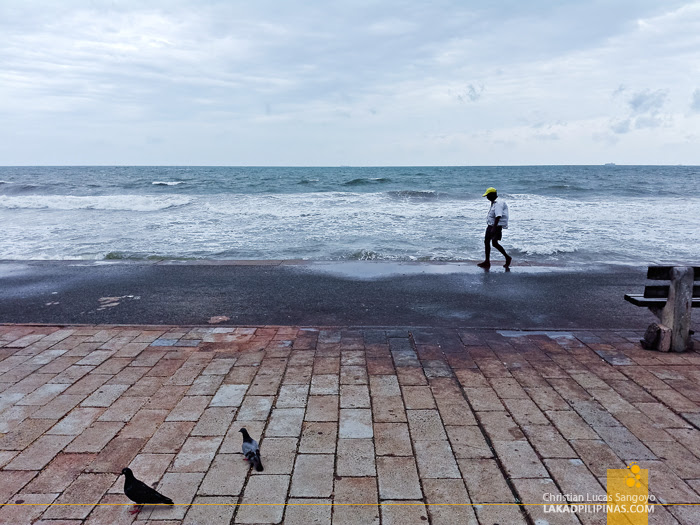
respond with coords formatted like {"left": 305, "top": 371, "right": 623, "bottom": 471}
{"left": 626, "top": 462, "right": 642, "bottom": 488}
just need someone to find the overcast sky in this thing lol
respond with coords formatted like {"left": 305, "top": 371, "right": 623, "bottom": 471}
{"left": 1, "top": 1, "right": 699, "bottom": 165}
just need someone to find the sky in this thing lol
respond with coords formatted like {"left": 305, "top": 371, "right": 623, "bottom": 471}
{"left": 1, "top": 0, "right": 699, "bottom": 166}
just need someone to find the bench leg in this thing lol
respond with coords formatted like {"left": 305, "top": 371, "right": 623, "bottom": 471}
{"left": 660, "top": 266, "right": 694, "bottom": 352}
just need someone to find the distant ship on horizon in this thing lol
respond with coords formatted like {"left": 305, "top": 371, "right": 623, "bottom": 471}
{"left": 604, "top": 162, "right": 616, "bottom": 166}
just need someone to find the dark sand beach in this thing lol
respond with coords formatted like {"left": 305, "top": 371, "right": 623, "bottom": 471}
{"left": 0, "top": 260, "right": 686, "bottom": 330}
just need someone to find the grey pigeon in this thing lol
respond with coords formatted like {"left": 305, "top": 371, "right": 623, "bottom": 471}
{"left": 239, "top": 428, "right": 264, "bottom": 471}
{"left": 120, "top": 467, "right": 174, "bottom": 515}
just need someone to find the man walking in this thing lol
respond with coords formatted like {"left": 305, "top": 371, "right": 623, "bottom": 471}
{"left": 477, "top": 187, "right": 512, "bottom": 269}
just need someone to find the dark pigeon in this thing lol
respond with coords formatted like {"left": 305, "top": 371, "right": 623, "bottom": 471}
{"left": 239, "top": 428, "right": 264, "bottom": 471}
{"left": 120, "top": 467, "right": 174, "bottom": 515}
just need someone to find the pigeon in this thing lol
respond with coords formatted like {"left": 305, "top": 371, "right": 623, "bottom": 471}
{"left": 239, "top": 428, "right": 264, "bottom": 471}
{"left": 120, "top": 467, "right": 174, "bottom": 515}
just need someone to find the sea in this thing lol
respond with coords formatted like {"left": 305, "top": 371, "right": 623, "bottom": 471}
{"left": 1, "top": 165, "right": 698, "bottom": 266}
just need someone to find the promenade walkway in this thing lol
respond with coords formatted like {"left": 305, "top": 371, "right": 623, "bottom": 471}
{"left": 1, "top": 324, "right": 699, "bottom": 524}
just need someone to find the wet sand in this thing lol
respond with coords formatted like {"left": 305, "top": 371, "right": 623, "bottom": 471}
{"left": 0, "top": 260, "right": 686, "bottom": 330}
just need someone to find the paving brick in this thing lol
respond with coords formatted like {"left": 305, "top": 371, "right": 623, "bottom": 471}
{"left": 445, "top": 425, "right": 492, "bottom": 458}
{"left": 144, "top": 472, "right": 205, "bottom": 521}
{"left": 522, "top": 424, "right": 577, "bottom": 458}
{"left": 458, "top": 458, "right": 515, "bottom": 503}
{"left": 63, "top": 421, "right": 123, "bottom": 453}
{"left": 340, "top": 384, "right": 371, "bottom": 408}
{"left": 24, "top": 453, "right": 96, "bottom": 494}
{"left": 332, "top": 477, "right": 380, "bottom": 525}
{"left": 569, "top": 439, "right": 626, "bottom": 478}
{"left": 300, "top": 422, "right": 337, "bottom": 454}
{"left": 235, "top": 474, "right": 290, "bottom": 524}
{"left": 97, "top": 396, "right": 148, "bottom": 422}
{"left": 236, "top": 395, "right": 274, "bottom": 420}
{"left": 267, "top": 408, "right": 305, "bottom": 437}
{"left": 463, "top": 387, "right": 505, "bottom": 411}
{"left": 47, "top": 408, "right": 103, "bottom": 435}
{"left": 251, "top": 436, "right": 297, "bottom": 475}
{"left": 310, "top": 374, "right": 339, "bottom": 395}
{"left": 87, "top": 437, "right": 146, "bottom": 473}
{"left": 166, "top": 395, "right": 212, "bottom": 421}
{"left": 119, "top": 409, "right": 169, "bottom": 439}
{"left": 376, "top": 457, "right": 422, "bottom": 499}
{"left": 305, "top": 395, "right": 339, "bottom": 421}
{"left": 422, "top": 478, "right": 478, "bottom": 525}
{"left": 198, "top": 454, "right": 249, "bottom": 496}
{"left": 525, "top": 386, "right": 571, "bottom": 411}
{"left": 414, "top": 439, "right": 460, "bottom": 478}
{"left": 41, "top": 473, "right": 115, "bottom": 520}
{"left": 0, "top": 470, "right": 38, "bottom": 505}
{"left": 339, "top": 408, "right": 373, "bottom": 438}
{"left": 374, "top": 422, "right": 413, "bottom": 456}
{"left": 283, "top": 498, "right": 332, "bottom": 525}
{"left": 512, "top": 477, "right": 581, "bottom": 525}
{"left": 369, "top": 375, "right": 401, "bottom": 396}
{"left": 143, "top": 421, "right": 196, "bottom": 453}
{"left": 32, "top": 394, "right": 86, "bottom": 420}
{"left": 171, "top": 436, "right": 222, "bottom": 472}
{"left": 478, "top": 411, "right": 525, "bottom": 441}
{"left": 190, "top": 407, "right": 236, "bottom": 436}
{"left": 0, "top": 417, "right": 55, "bottom": 450}
{"left": 380, "top": 500, "right": 429, "bottom": 525}
{"left": 0, "top": 492, "right": 59, "bottom": 525}
{"left": 544, "top": 458, "right": 605, "bottom": 503}
{"left": 546, "top": 410, "right": 600, "bottom": 440}
{"left": 646, "top": 440, "right": 700, "bottom": 479}
{"left": 82, "top": 492, "right": 138, "bottom": 525}
{"left": 183, "top": 495, "right": 237, "bottom": 525}
{"left": 16, "top": 382, "right": 70, "bottom": 406}
{"left": 370, "top": 395, "right": 406, "bottom": 422}
{"left": 336, "top": 438, "right": 376, "bottom": 476}
{"left": 210, "top": 384, "right": 248, "bottom": 407}
{"left": 124, "top": 376, "right": 165, "bottom": 397}
{"left": 290, "top": 454, "right": 335, "bottom": 497}
{"left": 594, "top": 425, "right": 656, "bottom": 461}
{"left": 433, "top": 395, "right": 478, "bottom": 426}
{"left": 186, "top": 374, "right": 224, "bottom": 396}
{"left": 276, "top": 384, "right": 309, "bottom": 408}
{"left": 492, "top": 439, "right": 548, "bottom": 478}
{"left": 406, "top": 409, "right": 447, "bottom": 441}
{"left": 396, "top": 367, "right": 428, "bottom": 385}
{"left": 80, "top": 384, "right": 129, "bottom": 408}
{"left": 340, "top": 365, "right": 368, "bottom": 385}
{"left": 5, "top": 434, "right": 75, "bottom": 471}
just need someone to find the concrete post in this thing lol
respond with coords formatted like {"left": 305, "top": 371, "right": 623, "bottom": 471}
{"left": 660, "top": 266, "right": 694, "bottom": 352}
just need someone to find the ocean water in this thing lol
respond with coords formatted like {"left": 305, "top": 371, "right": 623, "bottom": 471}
{"left": 1, "top": 165, "right": 699, "bottom": 266}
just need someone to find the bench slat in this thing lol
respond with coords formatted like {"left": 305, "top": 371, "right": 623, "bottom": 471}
{"left": 644, "top": 285, "right": 700, "bottom": 298}
{"left": 625, "top": 294, "right": 700, "bottom": 308}
{"left": 646, "top": 266, "right": 700, "bottom": 280}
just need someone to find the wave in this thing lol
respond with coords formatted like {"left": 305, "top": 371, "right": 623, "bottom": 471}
{"left": 152, "top": 181, "right": 186, "bottom": 186}
{"left": 344, "top": 177, "right": 392, "bottom": 186}
{"left": 387, "top": 190, "right": 442, "bottom": 201}
{"left": 0, "top": 194, "right": 193, "bottom": 211}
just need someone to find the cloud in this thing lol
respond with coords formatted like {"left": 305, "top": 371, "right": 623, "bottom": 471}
{"left": 691, "top": 89, "right": 700, "bottom": 112}
{"left": 609, "top": 88, "right": 670, "bottom": 134}
{"left": 610, "top": 119, "right": 631, "bottom": 134}
{"left": 452, "top": 83, "right": 484, "bottom": 103}
{"left": 627, "top": 89, "right": 668, "bottom": 114}
{"left": 0, "top": 1, "right": 699, "bottom": 164}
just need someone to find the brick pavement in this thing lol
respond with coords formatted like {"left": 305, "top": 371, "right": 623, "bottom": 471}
{"left": 0, "top": 324, "right": 699, "bottom": 524}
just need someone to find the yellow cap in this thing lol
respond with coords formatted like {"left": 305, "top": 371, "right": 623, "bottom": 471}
{"left": 482, "top": 187, "right": 497, "bottom": 197}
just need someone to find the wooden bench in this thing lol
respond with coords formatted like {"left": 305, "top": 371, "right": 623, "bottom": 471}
{"left": 625, "top": 266, "right": 699, "bottom": 352}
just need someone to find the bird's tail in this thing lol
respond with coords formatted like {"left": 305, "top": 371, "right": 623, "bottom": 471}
{"left": 253, "top": 453, "right": 264, "bottom": 472}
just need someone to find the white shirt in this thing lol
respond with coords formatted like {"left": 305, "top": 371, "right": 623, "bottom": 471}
{"left": 487, "top": 199, "right": 508, "bottom": 228}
